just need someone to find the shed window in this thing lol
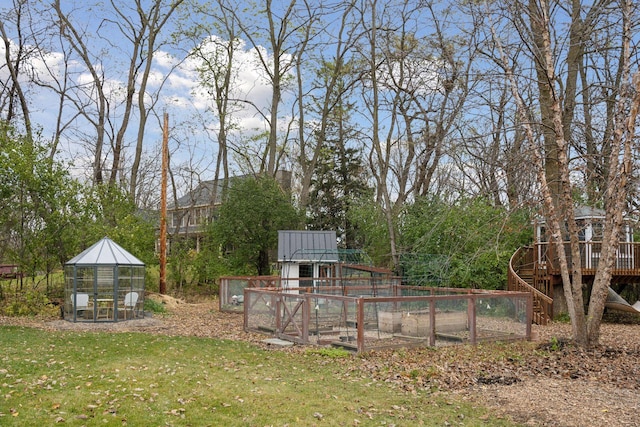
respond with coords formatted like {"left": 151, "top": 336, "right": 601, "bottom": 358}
{"left": 299, "top": 264, "right": 313, "bottom": 290}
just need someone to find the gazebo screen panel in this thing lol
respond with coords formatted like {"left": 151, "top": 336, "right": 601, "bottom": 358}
{"left": 117, "top": 266, "right": 132, "bottom": 316}
{"left": 64, "top": 265, "right": 75, "bottom": 320}
{"left": 132, "top": 266, "right": 145, "bottom": 314}
{"left": 93, "top": 267, "right": 115, "bottom": 321}
{"left": 116, "top": 266, "right": 145, "bottom": 319}
{"left": 65, "top": 266, "right": 96, "bottom": 321}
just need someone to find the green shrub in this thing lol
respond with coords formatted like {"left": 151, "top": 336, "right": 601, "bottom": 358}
{"left": 144, "top": 297, "right": 167, "bottom": 314}
{"left": 554, "top": 312, "right": 571, "bottom": 323}
{"left": 1, "top": 290, "right": 58, "bottom": 317}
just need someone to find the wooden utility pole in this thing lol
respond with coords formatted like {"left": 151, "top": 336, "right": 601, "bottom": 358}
{"left": 159, "top": 112, "right": 168, "bottom": 294}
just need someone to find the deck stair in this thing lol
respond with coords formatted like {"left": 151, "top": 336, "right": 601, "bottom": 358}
{"left": 517, "top": 268, "right": 534, "bottom": 285}
{"left": 508, "top": 247, "right": 552, "bottom": 325}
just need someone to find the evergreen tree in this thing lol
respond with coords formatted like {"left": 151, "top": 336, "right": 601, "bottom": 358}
{"left": 307, "top": 100, "right": 372, "bottom": 249}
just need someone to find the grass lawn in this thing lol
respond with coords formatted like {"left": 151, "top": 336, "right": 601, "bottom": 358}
{"left": 0, "top": 326, "right": 514, "bottom": 426}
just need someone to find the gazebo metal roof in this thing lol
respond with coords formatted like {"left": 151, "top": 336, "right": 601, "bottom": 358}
{"left": 536, "top": 206, "right": 606, "bottom": 224}
{"left": 65, "top": 237, "right": 144, "bottom": 266}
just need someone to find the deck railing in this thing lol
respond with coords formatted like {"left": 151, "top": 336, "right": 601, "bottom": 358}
{"left": 508, "top": 241, "right": 640, "bottom": 325}
{"left": 534, "top": 242, "right": 640, "bottom": 276}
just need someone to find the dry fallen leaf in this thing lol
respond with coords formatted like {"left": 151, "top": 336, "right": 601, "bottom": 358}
{"left": 4, "top": 296, "right": 640, "bottom": 427}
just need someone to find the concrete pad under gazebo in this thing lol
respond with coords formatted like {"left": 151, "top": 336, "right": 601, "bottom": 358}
{"left": 64, "top": 237, "right": 145, "bottom": 322}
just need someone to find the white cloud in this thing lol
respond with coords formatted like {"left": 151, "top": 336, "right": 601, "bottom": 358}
{"left": 0, "top": 26, "right": 296, "bottom": 178}
{"left": 0, "top": 38, "right": 69, "bottom": 87}
{"left": 154, "top": 50, "right": 179, "bottom": 69}
{"left": 184, "top": 35, "right": 290, "bottom": 120}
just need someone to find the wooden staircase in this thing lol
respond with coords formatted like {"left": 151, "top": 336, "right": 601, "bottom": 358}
{"left": 508, "top": 247, "right": 553, "bottom": 325}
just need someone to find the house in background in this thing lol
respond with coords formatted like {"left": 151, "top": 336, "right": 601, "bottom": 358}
{"left": 166, "top": 171, "right": 292, "bottom": 252}
{"left": 167, "top": 179, "right": 222, "bottom": 252}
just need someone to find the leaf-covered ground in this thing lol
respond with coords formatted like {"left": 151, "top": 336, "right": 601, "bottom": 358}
{"left": 3, "top": 293, "right": 639, "bottom": 426}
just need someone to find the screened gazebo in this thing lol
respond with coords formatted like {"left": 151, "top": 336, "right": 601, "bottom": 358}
{"left": 64, "top": 237, "right": 145, "bottom": 322}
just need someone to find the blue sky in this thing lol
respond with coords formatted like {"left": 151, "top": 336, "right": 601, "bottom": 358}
{"left": 0, "top": 0, "right": 291, "bottom": 184}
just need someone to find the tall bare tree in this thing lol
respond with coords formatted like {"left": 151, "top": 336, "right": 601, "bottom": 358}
{"left": 185, "top": 0, "right": 250, "bottom": 204}
{"left": 295, "top": 1, "right": 362, "bottom": 209}
{"left": 0, "top": 0, "right": 37, "bottom": 141}
{"left": 356, "top": 0, "right": 473, "bottom": 269}
{"left": 453, "top": 70, "right": 537, "bottom": 209}
{"left": 122, "top": 0, "right": 185, "bottom": 201}
{"left": 52, "top": 0, "right": 184, "bottom": 192}
{"left": 486, "top": 0, "right": 639, "bottom": 347}
{"left": 223, "top": 0, "right": 313, "bottom": 176}
{"left": 53, "top": 1, "right": 111, "bottom": 185}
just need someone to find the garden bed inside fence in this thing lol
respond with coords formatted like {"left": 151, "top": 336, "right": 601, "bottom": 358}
{"left": 241, "top": 284, "right": 532, "bottom": 352}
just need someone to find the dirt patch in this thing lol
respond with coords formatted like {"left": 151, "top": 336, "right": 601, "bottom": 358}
{"left": 465, "top": 377, "right": 639, "bottom": 426}
{"left": 43, "top": 316, "right": 164, "bottom": 331}
{"left": 146, "top": 292, "right": 186, "bottom": 310}
{"left": 2, "top": 299, "right": 639, "bottom": 426}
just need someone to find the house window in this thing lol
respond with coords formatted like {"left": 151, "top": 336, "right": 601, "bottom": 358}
{"left": 592, "top": 222, "right": 603, "bottom": 241}
{"left": 171, "top": 212, "right": 181, "bottom": 228}
{"left": 195, "top": 207, "right": 207, "bottom": 225}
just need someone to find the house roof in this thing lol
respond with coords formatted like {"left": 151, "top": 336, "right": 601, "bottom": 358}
{"left": 574, "top": 206, "right": 605, "bottom": 219}
{"left": 65, "top": 237, "right": 145, "bottom": 266}
{"left": 278, "top": 230, "right": 339, "bottom": 263}
{"left": 172, "top": 171, "right": 293, "bottom": 209}
{"left": 174, "top": 180, "right": 224, "bottom": 208}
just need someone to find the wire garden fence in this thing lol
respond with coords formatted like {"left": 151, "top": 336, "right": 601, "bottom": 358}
{"left": 220, "top": 277, "right": 532, "bottom": 353}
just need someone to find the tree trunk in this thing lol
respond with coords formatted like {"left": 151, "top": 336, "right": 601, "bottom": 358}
{"left": 586, "top": 4, "right": 639, "bottom": 344}
{"left": 529, "top": 0, "right": 561, "bottom": 204}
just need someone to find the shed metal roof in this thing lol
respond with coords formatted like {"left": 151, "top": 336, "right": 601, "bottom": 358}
{"left": 277, "top": 230, "right": 339, "bottom": 263}
{"left": 65, "top": 237, "right": 145, "bottom": 266}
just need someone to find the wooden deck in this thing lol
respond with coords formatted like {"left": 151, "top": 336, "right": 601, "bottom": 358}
{"left": 508, "top": 242, "right": 640, "bottom": 324}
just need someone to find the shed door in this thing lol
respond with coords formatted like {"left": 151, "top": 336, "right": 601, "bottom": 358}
{"left": 299, "top": 264, "right": 313, "bottom": 292}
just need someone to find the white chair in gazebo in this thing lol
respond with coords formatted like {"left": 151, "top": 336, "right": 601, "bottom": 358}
{"left": 70, "top": 293, "right": 91, "bottom": 319}
{"left": 124, "top": 292, "right": 139, "bottom": 319}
